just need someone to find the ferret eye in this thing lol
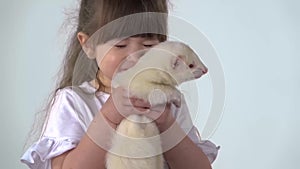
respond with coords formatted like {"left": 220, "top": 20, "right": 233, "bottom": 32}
{"left": 189, "top": 64, "right": 194, "bottom": 68}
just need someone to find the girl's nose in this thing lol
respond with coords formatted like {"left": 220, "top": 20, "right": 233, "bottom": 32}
{"left": 128, "top": 44, "right": 146, "bottom": 54}
{"left": 129, "top": 49, "right": 147, "bottom": 61}
{"left": 119, "top": 48, "right": 148, "bottom": 72}
{"left": 127, "top": 44, "right": 149, "bottom": 59}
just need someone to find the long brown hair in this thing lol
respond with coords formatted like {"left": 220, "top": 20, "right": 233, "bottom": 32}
{"left": 24, "top": 0, "right": 170, "bottom": 149}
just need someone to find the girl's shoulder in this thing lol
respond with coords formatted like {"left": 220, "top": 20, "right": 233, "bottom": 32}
{"left": 55, "top": 81, "right": 108, "bottom": 100}
{"left": 56, "top": 81, "right": 96, "bottom": 96}
{"left": 52, "top": 81, "right": 109, "bottom": 111}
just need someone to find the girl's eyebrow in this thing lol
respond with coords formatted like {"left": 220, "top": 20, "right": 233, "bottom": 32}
{"left": 107, "top": 38, "right": 128, "bottom": 45}
{"left": 145, "top": 38, "right": 159, "bottom": 42}
{"left": 141, "top": 36, "right": 158, "bottom": 40}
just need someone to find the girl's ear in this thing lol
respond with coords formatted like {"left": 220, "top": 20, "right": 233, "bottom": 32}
{"left": 77, "top": 32, "right": 96, "bottom": 59}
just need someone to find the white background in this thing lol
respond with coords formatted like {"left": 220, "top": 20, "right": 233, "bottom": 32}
{"left": 0, "top": 0, "right": 299, "bottom": 168}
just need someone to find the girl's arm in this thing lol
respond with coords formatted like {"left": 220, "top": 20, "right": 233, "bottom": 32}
{"left": 52, "top": 122, "right": 212, "bottom": 169}
{"left": 147, "top": 103, "right": 213, "bottom": 169}
{"left": 159, "top": 121, "right": 212, "bottom": 169}
{"left": 51, "top": 136, "right": 109, "bottom": 169}
{"left": 51, "top": 92, "right": 121, "bottom": 169}
{"left": 51, "top": 110, "right": 117, "bottom": 169}
{"left": 51, "top": 90, "right": 212, "bottom": 169}
{"left": 51, "top": 87, "right": 146, "bottom": 169}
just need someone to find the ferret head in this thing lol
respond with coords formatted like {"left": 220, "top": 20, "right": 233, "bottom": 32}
{"left": 155, "top": 41, "right": 208, "bottom": 84}
{"left": 112, "top": 41, "right": 208, "bottom": 88}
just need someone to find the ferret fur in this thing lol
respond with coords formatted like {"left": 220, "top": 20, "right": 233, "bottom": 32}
{"left": 106, "top": 41, "right": 207, "bottom": 169}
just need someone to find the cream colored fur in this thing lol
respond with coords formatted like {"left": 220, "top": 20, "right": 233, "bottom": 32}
{"left": 106, "top": 41, "right": 207, "bottom": 169}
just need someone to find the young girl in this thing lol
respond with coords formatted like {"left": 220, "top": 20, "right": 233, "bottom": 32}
{"left": 21, "top": 0, "right": 219, "bottom": 169}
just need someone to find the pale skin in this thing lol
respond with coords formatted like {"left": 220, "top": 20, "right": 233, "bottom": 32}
{"left": 51, "top": 32, "right": 212, "bottom": 169}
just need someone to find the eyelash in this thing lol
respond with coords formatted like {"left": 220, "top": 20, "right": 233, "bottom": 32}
{"left": 115, "top": 45, "right": 126, "bottom": 48}
{"left": 144, "top": 44, "right": 153, "bottom": 47}
{"left": 114, "top": 44, "right": 154, "bottom": 48}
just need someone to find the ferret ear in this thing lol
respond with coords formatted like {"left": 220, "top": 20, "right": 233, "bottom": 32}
{"left": 178, "top": 55, "right": 185, "bottom": 60}
{"left": 171, "top": 57, "right": 181, "bottom": 69}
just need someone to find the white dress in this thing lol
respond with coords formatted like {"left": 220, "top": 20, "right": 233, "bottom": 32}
{"left": 21, "top": 81, "right": 220, "bottom": 169}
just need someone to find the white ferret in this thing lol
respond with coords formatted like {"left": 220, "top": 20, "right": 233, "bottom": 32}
{"left": 106, "top": 41, "right": 208, "bottom": 169}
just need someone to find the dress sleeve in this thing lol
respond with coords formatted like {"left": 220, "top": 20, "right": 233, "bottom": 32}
{"left": 20, "top": 137, "right": 79, "bottom": 169}
{"left": 187, "top": 126, "right": 220, "bottom": 163}
{"left": 21, "top": 89, "right": 86, "bottom": 169}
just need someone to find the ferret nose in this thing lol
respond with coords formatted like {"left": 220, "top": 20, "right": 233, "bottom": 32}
{"left": 202, "top": 67, "right": 208, "bottom": 74}
{"left": 193, "top": 67, "right": 208, "bottom": 79}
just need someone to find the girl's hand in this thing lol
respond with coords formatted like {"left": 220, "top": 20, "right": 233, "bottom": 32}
{"left": 101, "top": 87, "right": 177, "bottom": 132}
{"left": 145, "top": 103, "right": 176, "bottom": 132}
{"left": 129, "top": 97, "right": 177, "bottom": 132}
{"left": 100, "top": 87, "right": 150, "bottom": 126}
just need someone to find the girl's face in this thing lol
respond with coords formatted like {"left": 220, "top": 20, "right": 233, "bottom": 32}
{"left": 96, "top": 36, "right": 160, "bottom": 82}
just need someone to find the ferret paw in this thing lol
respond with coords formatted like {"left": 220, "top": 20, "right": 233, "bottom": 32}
{"left": 148, "top": 89, "right": 182, "bottom": 108}
{"left": 168, "top": 90, "right": 182, "bottom": 108}
{"left": 148, "top": 89, "right": 167, "bottom": 106}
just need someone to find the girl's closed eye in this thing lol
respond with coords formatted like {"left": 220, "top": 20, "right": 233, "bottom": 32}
{"left": 143, "top": 41, "right": 159, "bottom": 48}
{"left": 112, "top": 39, "right": 128, "bottom": 48}
{"left": 115, "top": 44, "right": 127, "bottom": 48}
{"left": 143, "top": 38, "right": 160, "bottom": 47}
{"left": 143, "top": 44, "right": 154, "bottom": 47}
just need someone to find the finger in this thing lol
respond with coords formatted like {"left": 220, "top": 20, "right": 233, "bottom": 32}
{"left": 168, "top": 93, "right": 182, "bottom": 108}
{"left": 131, "top": 98, "right": 151, "bottom": 108}
{"left": 171, "top": 98, "right": 181, "bottom": 108}
{"left": 122, "top": 97, "right": 149, "bottom": 107}
{"left": 150, "top": 103, "right": 166, "bottom": 113}
{"left": 143, "top": 108, "right": 164, "bottom": 121}
{"left": 112, "top": 87, "right": 130, "bottom": 98}
{"left": 122, "top": 98, "right": 134, "bottom": 106}
{"left": 131, "top": 107, "right": 150, "bottom": 115}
